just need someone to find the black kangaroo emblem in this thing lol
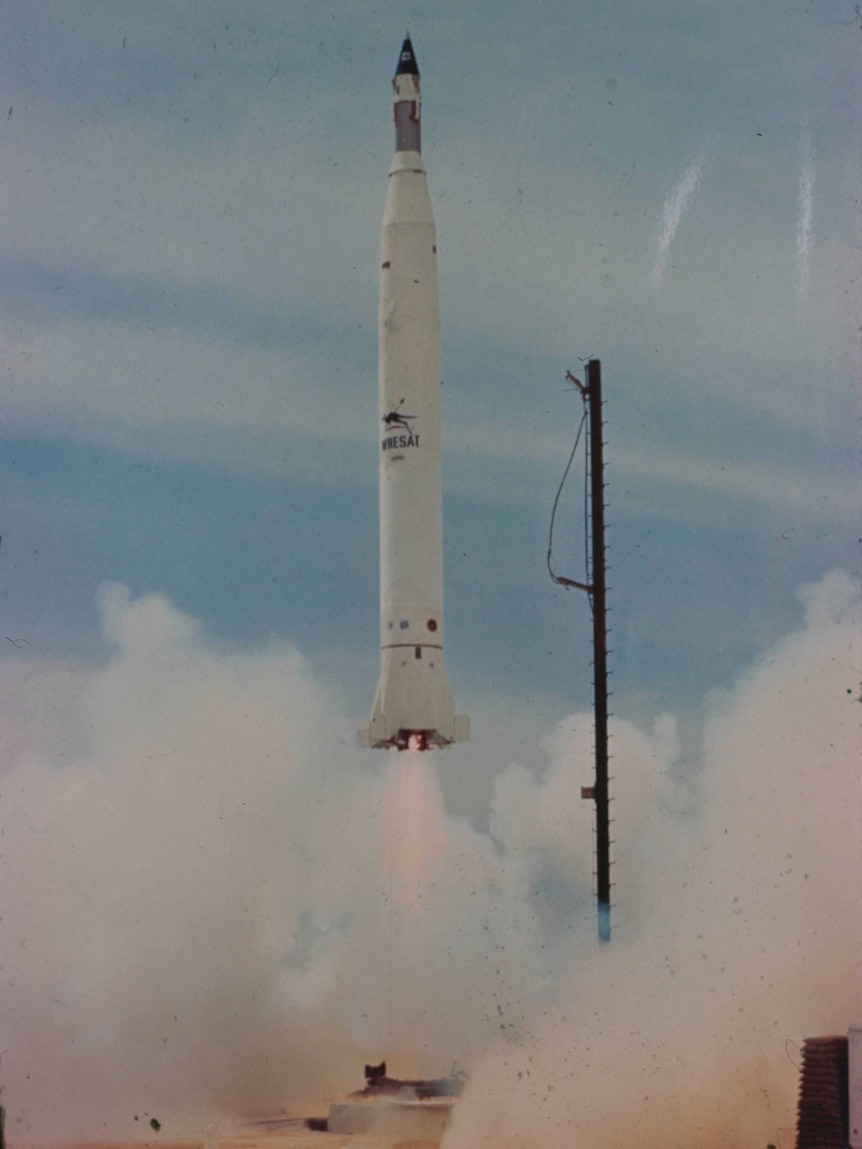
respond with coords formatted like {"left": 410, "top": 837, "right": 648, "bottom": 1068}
{"left": 382, "top": 399, "right": 416, "bottom": 434}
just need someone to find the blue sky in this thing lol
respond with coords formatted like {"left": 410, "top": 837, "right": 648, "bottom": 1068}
{"left": 0, "top": 4, "right": 860, "bottom": 1139}
{"left": 0, "top": 0, "right": 857, "bottom": 746}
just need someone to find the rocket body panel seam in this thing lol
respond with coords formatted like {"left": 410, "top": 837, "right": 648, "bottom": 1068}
{"left": 382, "top": 643, "right": 445, "bottom": 651}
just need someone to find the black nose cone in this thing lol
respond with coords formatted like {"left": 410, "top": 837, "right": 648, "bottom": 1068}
{"left": 395, "top": 35, "right": 419, "bottom": 77}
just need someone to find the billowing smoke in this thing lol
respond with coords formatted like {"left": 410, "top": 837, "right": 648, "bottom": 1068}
{"left": 0, "top": 584, "right": 370, "bottom": 1139}
{"left": 0, "top": 571, "right": 858, "bottom": 1145}
{"left": 445, "top": 568, "right": 862, "bottom": 1149}
{"left": 0, "top": 582, "right": 555, "bottom": 1140}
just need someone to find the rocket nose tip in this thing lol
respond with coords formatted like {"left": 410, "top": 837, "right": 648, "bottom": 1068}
{"left": 395, "top": 34, "right": 419, "bottom": 77}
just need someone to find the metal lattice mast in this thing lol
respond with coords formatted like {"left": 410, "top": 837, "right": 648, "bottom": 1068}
{"left": 586, "top": 358, "right": 611, "bottom": 942}
{"left": 551, "top": 359, "right": 613, "bottom": 941}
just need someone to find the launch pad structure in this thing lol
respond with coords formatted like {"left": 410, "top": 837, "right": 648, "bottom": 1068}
{"left": 328, "top": 1066, "right": 463, "bottom": 1138}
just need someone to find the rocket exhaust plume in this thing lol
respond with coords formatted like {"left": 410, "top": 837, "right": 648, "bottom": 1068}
{"left": 383, "top": 749, "right": 448, "bottom": 920}
{"left": 358, "top": 37, "right": 469, "bottom": 752}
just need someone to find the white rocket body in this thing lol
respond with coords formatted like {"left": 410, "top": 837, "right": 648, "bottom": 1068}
{"left": 358, "top": 39, "right": 469, "bottom": 751}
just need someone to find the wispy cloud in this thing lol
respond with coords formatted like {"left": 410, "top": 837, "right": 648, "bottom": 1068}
{"left": 651, "top": 147, "right": 709, "bottom": 287}
{"left": 0, "top": 315, "right": 369, "bottom": 444}
{"left": 797, "top": 122, "right": 814, "bottom": 302}
{"left": 446, "top": 419, "right": 857, "bottom": 522}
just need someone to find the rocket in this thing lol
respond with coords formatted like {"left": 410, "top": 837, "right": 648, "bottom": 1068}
{"left": 358, "top": 36, "right": 469, "bottom": 752}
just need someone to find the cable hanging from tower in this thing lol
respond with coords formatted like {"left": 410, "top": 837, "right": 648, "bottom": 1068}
{"left": 547, "top": 371, "right": 592, "bottom": 596}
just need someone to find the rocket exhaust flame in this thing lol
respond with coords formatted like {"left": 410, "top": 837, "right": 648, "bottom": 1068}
{"left": 379, "top": 748, "right": 449, "bottom": 1059}
{"left": 358, "top": 36, "right": 468, "bottom": 753}
{"left": 383, "top": 749, "right": 448, "bottom": 920}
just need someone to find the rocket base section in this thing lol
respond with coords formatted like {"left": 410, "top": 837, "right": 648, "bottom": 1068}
{"left": 357, "top": 648, "right": 469, "bottom": 750}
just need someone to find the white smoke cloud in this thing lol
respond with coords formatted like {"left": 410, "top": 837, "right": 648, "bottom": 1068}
{"left": 0, "top": 571, "right": 858, "bottom": 1145}
{"left": 651, "top": 148, "right": 710, "bottom": 287}
{"left": 0, "top": 585, "right": 365, "bottom": 1140}
{"left": 0, "top": 584, "right": 563, "bottom": 1140}
{"left": 445, "top": 568, "right": 862, "bottom": 1149}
